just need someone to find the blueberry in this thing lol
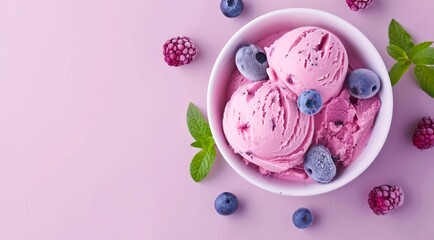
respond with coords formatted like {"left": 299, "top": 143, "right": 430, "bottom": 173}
{"left": 304, "top": 145, "right": 336, "bottom": 184}
{"left": 214, "top": 192, "right": 238, "bottom": 216}
{"left": 235, "top": 44, "right": 269, "bottom": 81}
{"left": 347, "top": 68, "right": 381, "bottom": 99}
{"left": 297, "top": 90, "right": 323, "bottom": 115}
{"left": 220, "top": 0, "right": 244, "bottom": 18}
{"left": 292, "top": 208, "right": 314, "bottom": 229}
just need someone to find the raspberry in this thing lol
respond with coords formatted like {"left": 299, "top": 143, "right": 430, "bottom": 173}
{"left": 163, "top": 36, "right": 197, "bottom": 67}
{"left": 368, "top": 185, "right": 404, "bottom": 215}
{"left": 346, "top": 0, "right": 373, "bottom": 11}
{"left": 412, "top": 116, "right": 434, "bottom": 150}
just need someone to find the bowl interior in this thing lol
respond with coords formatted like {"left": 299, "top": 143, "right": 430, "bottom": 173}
{"left": 207, "top": 8, "right": 393, "bottom": 196}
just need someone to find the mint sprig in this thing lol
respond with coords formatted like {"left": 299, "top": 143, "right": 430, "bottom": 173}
{"left": 187, "top": 103, "right": 216, "bottom": 182}
{"left": 387, "top": 19, "right": 434, "bottom": 97}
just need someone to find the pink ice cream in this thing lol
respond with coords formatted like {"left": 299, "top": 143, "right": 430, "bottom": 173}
{"left": 222, "top": 26, "right": 381, "bottom": 183}
{"left": 313, "top": 89, "right": 381, "bottom": 167}
{"left": 265, "top": 27, "right": 348, "bottom": 103}
{"left": 222, "top": 80, "right": 314, "bottom": 173}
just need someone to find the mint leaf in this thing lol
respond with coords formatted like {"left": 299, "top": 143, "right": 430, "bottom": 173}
{"left": 387, "top": 19, "right": 434, "bottom": 97}
{"left": 411, "top": 47, "right": 434, "bottom": 65}
{"left": 190, "top": 136, "right": 215, "bottom": 150}
{"left": 190, "top": 141, "right": 203, "bottom": 149}
{"left": 387, "top": 44, "right": 408, "bottom": 61}
{"left": 187, "top": 102, "right": 217, "bottom": 182}
{"left": 409, "top": 41, "right": 433, "bottom": 58}
{"left": 187, "top": 103, "right": 212, "bottom": 141}
{"left": 389, "top": 19, "right": 414, "bottom": 53}
{"left": 190, "top": 148, "right": 216, "bottom": 182}
{"left": 414, "top": 65, "right": 434, "bottom": 97}
{"left": 389, "top": 60, "right": 411, "bottom": 86}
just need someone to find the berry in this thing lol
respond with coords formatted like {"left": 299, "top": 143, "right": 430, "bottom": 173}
{"left": 235, "top": 44, "right": 269, "bottom": 81}
{"left": 163, "top": 36, "right": 197, "bottom": 67}
{"left": 412, "top": 116, "right": 434, "bottom": 150}
{"left": 292, "top": 208, "right": 314, "bottom": 229}
{"left": 346, "top": 0, "right": 373, "bottom": 11}
{"left": 304, "top": 145, "right": 336, "bottom": 183}
{"left": 220, "top": 0, "right": 244, "bottom": 18}
{"left": 297, "top": 90, "right": 323, "bottom": 115}
{"left": 214, "top": 192, "right": 238, "bottom": 216}
{"left": 347, "top": 69, "right": 381, "bottom": 99}
{"left": 368, "top": 185, "right": 404, "bottom": 215}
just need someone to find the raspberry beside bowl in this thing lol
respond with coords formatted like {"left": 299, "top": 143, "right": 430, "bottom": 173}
{"left": 207, "top": 8, "right": 393, "bottom": 196}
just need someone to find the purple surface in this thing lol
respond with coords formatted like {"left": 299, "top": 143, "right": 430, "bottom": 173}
{"left": 0, "top": 0, "right": 433, "bottom": 239}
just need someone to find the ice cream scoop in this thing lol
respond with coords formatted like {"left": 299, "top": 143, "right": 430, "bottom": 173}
{"left": 313, "top": 89, "right": 381, "bottom": 166}
{"left": 265, "top": 27, "right": 348, "bottom": 103}
{"left": 222, "top": 80, "right": 314, "bottom": 173}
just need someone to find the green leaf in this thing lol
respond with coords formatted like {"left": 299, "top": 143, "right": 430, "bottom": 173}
{"left": 387, "top": 44, "right": 408, "bottom": 60}
{"left": 389, "top": 60, "right": 411, "bottom": 86}
{"left": 388, "top": 19, "right": 414, "bottom": 53}
{"left": 190, "top": 136, "right": 215, "bottom": 150}
{"left": 190, "top": 148, "right": 216, "bottom": 182}
{"left": 190, "top": 141, "right": 203, "bottom": 148}
{"left": 187, "top": 103, "right": 217, "bottom": 182}
{"left": 414, "top": 65, "right": 434, "bottom": 97}
{"left": 187, "top": 103, "right": 212, "bottom": 141}
{"left": 411, "top": 47, "right": 434, "bottom": 65}
{"left": 409, "top": 41, "right": 433, "bottom": 58}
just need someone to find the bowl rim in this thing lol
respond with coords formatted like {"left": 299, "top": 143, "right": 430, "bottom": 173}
{"left": 207, "top": 8, "right": 393, "bottom": 196}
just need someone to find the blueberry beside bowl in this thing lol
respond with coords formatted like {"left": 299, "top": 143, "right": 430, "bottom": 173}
{"left": 207, "top": 9, "right": 393, "bottom": 196}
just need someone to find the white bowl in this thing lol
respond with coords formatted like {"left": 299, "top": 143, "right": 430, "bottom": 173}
{"left": 207, "top": 8, "right": 393, "bottom": 196}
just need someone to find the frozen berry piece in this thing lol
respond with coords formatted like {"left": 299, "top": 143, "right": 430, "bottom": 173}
{"left": 368, "top": 185, "right": 404, "bottom": 215}
{"left": 304, "top": 145, "right": 336, "bottom": 183}
{"left": 346, "top": 0, "right": 373, "bottom": 11}
{"left": 235, "top": 44, "right": 269, "bottom": 81}
{"left": 347, "top": 69, "right": 381, "bottom": 99}
{"left": 292, "top": 208, "right": 314, "bottom": 229}
{"left": 214, "top": 192, "right": 238, "bottom": 216}
{"left": 412, "top": 116, "right": 434, "bottom": 150}
{"left": 220, "top": 0, "right": 244, "bottom": 18}
{"left": 163, "top": 36, "right": 197, "bottom": 67}
{"left": 297, "top": 90, "right": 323, "bottom": 116}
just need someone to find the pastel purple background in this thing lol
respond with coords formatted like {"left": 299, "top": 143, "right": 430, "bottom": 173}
{"left": 0, "top": 0, "right": 433, "bottom": 239}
